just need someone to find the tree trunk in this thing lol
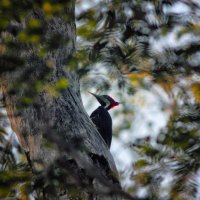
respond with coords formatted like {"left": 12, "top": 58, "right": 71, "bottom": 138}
{"left": 1, "top": 1, "right": 121, "bottom": 199}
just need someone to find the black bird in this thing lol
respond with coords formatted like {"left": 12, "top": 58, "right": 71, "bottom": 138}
{"left": 90, "top": 92, "right": 119, "bottom": 148}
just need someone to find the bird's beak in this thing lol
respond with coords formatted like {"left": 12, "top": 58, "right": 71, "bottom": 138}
{"left": 89, "top": 91, "right": 101, "bottom": 100}
{"left": 89, "top": 92, "right": 105, "bottom": 105}
{"left": 89, "top": 91, "right": 97, "bottom": 97}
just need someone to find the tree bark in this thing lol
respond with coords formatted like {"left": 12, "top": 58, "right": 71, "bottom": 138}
{"left": 1, "top": 1, "right": 121, "bottom": 199}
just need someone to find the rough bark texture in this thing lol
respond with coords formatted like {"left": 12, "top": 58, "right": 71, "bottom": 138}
{"left": 1, "top": 1, "right": 121, "bottom": 200}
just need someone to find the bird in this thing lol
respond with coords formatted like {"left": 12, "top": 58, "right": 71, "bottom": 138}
{"left": 89, "top": 92, "right": 119, "bottom": 148}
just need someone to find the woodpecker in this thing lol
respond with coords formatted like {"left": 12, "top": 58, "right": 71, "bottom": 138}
{"left": 90, "top": 92, "right": 119, "bottom": 148}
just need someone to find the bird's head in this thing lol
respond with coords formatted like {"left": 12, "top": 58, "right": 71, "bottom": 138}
{"left": 89, "top": 92, "right": 119, "bottom": 110}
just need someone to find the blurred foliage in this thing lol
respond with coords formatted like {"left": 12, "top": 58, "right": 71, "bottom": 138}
{"left": 0, "top": 0, "right": 72, "bottom": 108}
{"left": 0, "top": 109, "right": 31, "bottom": 199}
{"left": 1, "top": 0, "right": 200, "bottom": 199}
{"left": 77, "top": 0, "right": 200, "bottom": 199}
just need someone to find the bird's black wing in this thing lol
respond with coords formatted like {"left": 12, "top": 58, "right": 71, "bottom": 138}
{"left": 90, "top": 106, "right": 112, "bottom": 148}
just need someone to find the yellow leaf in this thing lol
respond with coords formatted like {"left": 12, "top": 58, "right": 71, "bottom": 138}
{"left": 128, "top": 72, "right": 151, "bottom": 87}
{"left": 134, "top": 172, "right": 150, "bottom": 185}
{"left": 159, "top": 81, "right": 174, "bottom": 94}
{"left": 43, "top": 2, "right": 53, "bottom": 14}
{"left": 43, "top": 85, "right": 58, "bottom": 97}
{"left": 155, "top": 75, "right": 175, "bottom": 94}
{"left": 29, "top": 35, "right": 40, "bottom": 44}
{"left": 43, "top": 78, "right": 69, "bottom": 97}
{"left": 0, "top": 44, "right": 6, "bottom": 55}
{"left": 1, "top": 0, "right": 11, "bottom": 8}
{"left": 28, "top": 19, "right": 41, "bottom": 28}
{"left": 191, "top": 23, "right": 200, "bottom": 32}
{"left": 191, "top": 82, "right": 200, "bottom": 102}
{"left": 21, "top": 193, "right": 27, "bottom": 200}
{"left": 55, "top": 78, "right": 69, "bottom": 90}
{"left": 18, "top": 32, "right": 28, "bottom": 42}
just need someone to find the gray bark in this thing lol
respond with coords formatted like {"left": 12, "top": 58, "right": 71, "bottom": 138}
{"left": 1, "top": 1, "right": 121, "bottom": 199}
